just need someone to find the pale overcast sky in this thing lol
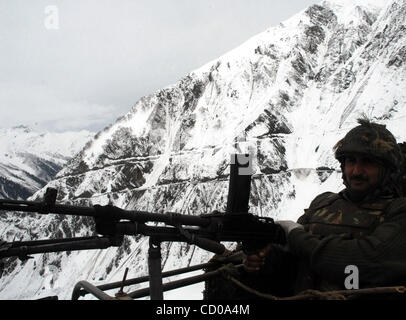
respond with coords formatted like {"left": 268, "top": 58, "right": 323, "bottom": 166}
{"left": 0, "top": 0, "right": 318, "bottom": 132}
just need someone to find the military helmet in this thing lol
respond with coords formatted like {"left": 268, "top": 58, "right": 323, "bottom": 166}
{"left": 334, "top": 119, "right": 403, "bottom": 171}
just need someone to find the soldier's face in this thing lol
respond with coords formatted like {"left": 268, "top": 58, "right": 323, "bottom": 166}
{"left": 344, "top": 155, "right": 382, "bottom": 192}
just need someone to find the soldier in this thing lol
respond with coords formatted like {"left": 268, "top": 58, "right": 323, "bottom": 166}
{"left": 241, "top": 119, "right": 406, "bottom": 298}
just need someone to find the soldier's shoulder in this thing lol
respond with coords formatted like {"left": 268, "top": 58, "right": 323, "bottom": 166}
{"left": 385, "top": 197, "right": 406, "bottom": 216}
{"left": 308, "top": 191, "right": 341, "bottom": 210}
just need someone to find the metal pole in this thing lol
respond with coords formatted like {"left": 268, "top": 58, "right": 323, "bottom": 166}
{"left": 148, "top": 237, "right": 163, "bottom": 300}
{"left": 73, "top": 262, "right": 216, "bottom": 298}
{"left": 128, "top": 264, "right": 244, "bottom": 299}
{"left": 71, "top": 281, "right": 114, "bottom": 300}
{"left": 72, "top": 251, "right": 244, "bottom": 299}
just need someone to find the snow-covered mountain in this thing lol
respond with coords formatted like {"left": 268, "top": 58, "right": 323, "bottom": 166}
{"left": 0, "top": 126, "right": 94, "bottom": 199}
{"left": 1, "top": 0, "right": 406, "bottom": 300}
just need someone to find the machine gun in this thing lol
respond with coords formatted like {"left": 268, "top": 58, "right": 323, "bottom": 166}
{"left": 0, "top": 154, "right": 286, "bottom": 300}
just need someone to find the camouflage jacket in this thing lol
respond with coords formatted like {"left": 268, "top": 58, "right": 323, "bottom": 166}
{"left": 288, "top": 189, "right": 406, "bottom": 292}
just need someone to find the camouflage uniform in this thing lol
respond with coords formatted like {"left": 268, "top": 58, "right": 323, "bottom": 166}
{"left": 289, "top": 190, "right": 406, "bottom": 292}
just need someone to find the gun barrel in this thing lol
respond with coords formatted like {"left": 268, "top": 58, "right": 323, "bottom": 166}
{"left": 0, "top": 236, "right": 121, "bottom": 259}
{"left": 0, "top": 199, "right": 96, "bottom": 217}
{"left": 0, "top": 199, "right": 210, "bottom": 227}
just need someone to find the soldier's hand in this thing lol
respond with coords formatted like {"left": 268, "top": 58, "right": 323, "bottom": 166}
{"left": 242, "top": 243, "right": 273, "bottom": 273}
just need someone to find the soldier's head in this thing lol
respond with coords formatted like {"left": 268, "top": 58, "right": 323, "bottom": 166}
{"left": 334, "top": 119, "right": 403, "bottom": 199}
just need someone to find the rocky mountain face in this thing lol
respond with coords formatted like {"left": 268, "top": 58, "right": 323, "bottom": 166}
{"left": 0, "top": 126, "right": 94, "bottom": 200}
{"left": 1, "top": 0, "right": 406, "bottom": 299}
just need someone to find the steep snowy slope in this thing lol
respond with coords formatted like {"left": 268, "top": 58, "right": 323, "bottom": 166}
{"left": 0, "top": 126, "right": 94, "bottom": 199}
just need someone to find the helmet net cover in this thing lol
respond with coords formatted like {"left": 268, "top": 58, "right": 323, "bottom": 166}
{"left": 334, "top": 119, "right": 403, "bottom": 172}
